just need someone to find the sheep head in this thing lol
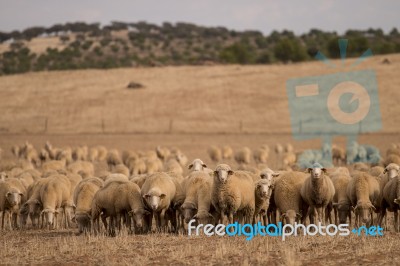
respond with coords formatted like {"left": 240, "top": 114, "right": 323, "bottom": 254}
{"left": 214, "top": 164, "right": 233, "bottom": 184}
{"left": 188, "top": 159, "right": 207, "bottom": 171}
{"left": 307, "top": 163, "right": 326, "bottom": 179}
{"left": 383, "top": 163, "right": 399, "bottom": 178}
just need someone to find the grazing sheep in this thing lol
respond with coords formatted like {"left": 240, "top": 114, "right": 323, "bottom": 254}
{"left": 300, "top": 163, "right": 335, "bottom": 225}
{"left": 347, "top": 172, "right": 380, "bottom": 227}
{"left": 122, "top": 150, "right": 139, "bottom": 165}
{"left": 129, "top": 158, "right": 147, "bottom": 175}
{"left": 113, "top": 164, "right": 130, "bottom": 177}
{"left": 253, "top": 147, "right": 269, "bottom": 164}
{"left": 282, "top": 152, "right": 296, "bottom": 168}
{"left": 234, "top": 147, "right": 252, "bottom": 165}
{"left": 164, "top": 159, "right": 183, "bottom": 176}
{"left": 221, "top": 145, "right": 233, "bottom": 160}
{"left": 144, "top": 158, "right": 163, "bottom": 174}
{"left": 181, "top": 171, "right": 214, "bottom": 225}
{"left": 88, "top": 147, "right": 99, "bottom": 162}
{"left": 379, "top": 170, "right": 400, "bottom": 231}
{"left": 22, "top": 179, "right": 50, "bottom": 228}
{"left": 274, "top": 171, "right": 308, "bottom": 225}
{"left": 207, "top": 146, "right": 222, "bottom": 163}
{"left": 39, "top": 175, "right": 72, "bottom": 229}
{"left": 275, "top": 143, "right": 284, "bottom": 156}
{"left": 141, "top": 172, "right": 178, "bottom": 232}
{"left": 330, "top": 167, "right": 352, "bottom": 225}
{"left": 211, "top": 164, "right": 255, "bottom": 225}
{"left": 254, "top": 178, "right": 275, "bottom": 225}
{"left": 41, "top": 160, "right": 66, "bottom": 173}
{"left": 73, "top": 177, "right": 104, "bottom": 234}
{"left": 67, "top": 161, "right": 95, "bottom": 177}
{"left": 187, "top": 159, "right": 207, "bottom": 172}
{"left": 106, "top": 149, "right": 122, "bottom": 170}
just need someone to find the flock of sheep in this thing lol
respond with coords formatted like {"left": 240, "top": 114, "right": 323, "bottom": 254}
{"left": 1, "top": 140, "right": 400, "bottom": 236}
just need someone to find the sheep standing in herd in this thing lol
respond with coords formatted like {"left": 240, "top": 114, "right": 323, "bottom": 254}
{"left": 274, "top": 171, "right": 307, "bottom": 225}
{"left": 212, "top": 164, "right": 255, "bottom": 225}
{"left": 300, "top": 163, "right": 335, "bottom": 225}
{"left": 330, "top": 167, "right": 352, "bottom": 225}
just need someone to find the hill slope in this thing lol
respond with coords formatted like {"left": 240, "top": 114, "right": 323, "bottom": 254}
{"left": 0, "top": 54, "right": 399, "bottom": 135}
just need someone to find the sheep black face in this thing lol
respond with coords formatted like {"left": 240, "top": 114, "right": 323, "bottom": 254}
{"left": 129, "top": 209, "right": 150, "bottom": 228}
{"left": 181, "top": 203, "right": 197, "bottom": 224}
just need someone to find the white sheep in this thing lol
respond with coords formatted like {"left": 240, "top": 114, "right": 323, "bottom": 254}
{"left": 211, "top": 164, "right": 255, "bottom": 225}
{"left": 234, "top": 147, "right": 252, "bottom": 165}
{"left": 330, "top": 167, "right": 352, "bottom": 225}
{"left": 207, "top": 146, "right": 222, "bottom": 163}
{"left": 300, "top": 163, "right": 335, "bottom": 225}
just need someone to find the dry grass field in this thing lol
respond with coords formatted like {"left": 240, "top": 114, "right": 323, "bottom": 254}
{"left": 0, "top": 54, "right": 400, "bottom": 265}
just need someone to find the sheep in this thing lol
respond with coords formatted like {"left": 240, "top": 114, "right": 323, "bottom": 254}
{"left": 144, "top": 158, "right": 163, "bottom": 174}
{"left": 369, "top": 166, "right": 385, "bottom": 179}
{"left": 352, "top": 162, "right": 370, "bottom": 173}
{"left": 39, "top": 175, "right": 72, "bottom": 229}
{"left": 130, "top": 174, "right": 148, "bottom": 189}
{"left": 273, "top": 171, "right": 308, "bottom": 225}
{"left": 234, "top": 147, "right": 251, "bottom": 165}
{"left": 207, "top": 146, "right": 222, "bottom": 163}
{"left": 211, "top": 164, "right": 255, "bottom": 225}
{"left": 88, "top": 147, "right": 99, "bottom": 162}
{"left": 104, "top": 173, "right": 129, "bottom": 186}
{"left": 275, "top": 143, "right": 284, "bottom": 156}
{"left": 96, "top": 146, "right": 108, "bottom": 161}
{"left": 67, "top": 161, "right": 95, "bottom": 177}
{"left": 300, "top": 163, "right": 335, "bottom": 225}
{"left": 253, "top": 147, "right": 269, "bottom": 164}
{"left": 282, "top": 152, "right": 296, "bottom": 168}
{"left": 377, "top": 163, "right": 400, "bottom": 226}
{"left": 73, "top": 177, "right": 104, "bottom": 234}
{"left": 106, "top": 149, "right": 122, "bottom": 170}
{"left": 379, "top": 171, "right": 400, "bottom": 232}
{"left": 156, "top": 146, "right": 171, "bottom": 161}
{"left": 330, "top": 167, "right": 352, "bottom": 225}
{"left": 254, "top": 178, "right": 274, "bottom": 225}
{"left": 41, "top": 160, "right": 66, "bottom": 173}
{"left": 164, "top": 159, "right": 183, "bottom": 176}
{"left": 221, "top": 145, "right": 233, "bottom": 160}
{"left": 57, "top": 148, "right": 73, "bottom": 165}
{"left": 113, "top": 164, "right": 130, "bottom": 176}
{"left": 384, "top": 154, "right": 400, "bottom": 167}
{"left": 11, "top": 145, "right": 20, "bottom": 158}
{"left": 0, "top": 181, "right": 24, "bottom": 229}
{"left": 72, "top": 147, "right": 86, "bottom": 161}
{"left": 259, "top": 168, "right": 280, "bottom": 181}
{"left": 186, "top": 158, "right": 205, "bottom": 171}
{"left": 332, "top": 144, "right": 346, "bottom": 165}
{"left": 386, "top": 146, "right": 400, "bottom": 157}
{"left": 129, "top": 158, "right": 147, "bottom": 175}
{"left": 285, "top": 143, "right": 294, "bottom": 153}
{"left": 181, "top": 171, "right": 214, "bottom": 226}
{"left": 347, "top": 172, "right": 380, "bottom": 227}
{"left": 22, "top": 178, "right": 50, "bottom": 228}
{"left": 141, "top": 172, "right": 178, "bottom": 232}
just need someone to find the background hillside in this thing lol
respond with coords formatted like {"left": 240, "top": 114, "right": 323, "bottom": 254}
{"left": 0, "top": 21, "right": 400, "bottom": 74}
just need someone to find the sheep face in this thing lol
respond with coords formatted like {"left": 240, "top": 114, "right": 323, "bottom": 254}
{"left": 143, "top": 193, "right": 166, "bottom": 211}
{"left": 193, "top": 211, "right": 214, "bottom": 225}
{"left": 281, "top": 210, "right": 300, "bottom": 225}
{"left": 337, "top": 204, "right": 351, "bottom": 224}
{"left": 27, "top": 200, "right": 42, "bottom": 226}
{"left": 384, "top": 164, "right": 399, "bottom": 178}
{"left": 42, "top": 209, "right": 58, "bottom": 227}
{"left": 6, "top": 191, "right": 23, "bottom": 207}
{"left": 256, "top": 182, "right": 272, "bottom": 199}
{"left": 260, "top": 170, "right": 279, "bottom": 181}
{"left": 354, "top": 203, "right": 375, "bottom": 224}
{"left": 308, "top": 167, "right": 326, "bottom": 179}
{"left": 182, "top": 207, "right": 196, "bottom": 224}
{"left": 129, "top": 209, "right": 150, "bottom": 228}
{"left": 214, "top": 169, "right": 233, "bottom": 184}
{"left": 76, "top": 213, "right": 91, "bottom": 233}
{"left": 188, "top": 159, "right": 207, "bottom": 171}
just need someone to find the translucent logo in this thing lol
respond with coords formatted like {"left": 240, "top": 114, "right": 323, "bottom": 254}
{"left": 286, "top": 39, "right": 382, "bottom": 167}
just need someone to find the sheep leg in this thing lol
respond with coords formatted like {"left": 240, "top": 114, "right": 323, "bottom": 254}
{"left": 394, "top": 210, "right": 399, "bottom": 233}
{"left": 160, "top": 209, "right": 167, "bottom": 233}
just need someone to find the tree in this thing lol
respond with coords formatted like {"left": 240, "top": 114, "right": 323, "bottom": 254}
{"left": 274, "top": 38, "right": 308, "bottom": 63}
{"left": 219, "top": 43, "right": 255, "bottom": 64}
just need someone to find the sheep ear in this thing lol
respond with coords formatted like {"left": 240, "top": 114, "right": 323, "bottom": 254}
{"left": 272, "top": 173, "right": 280, "bottom": 177}
{"left": 188, "top": 164, "right": 193, "bottom": 170}
{"left": 307, "top": 168, "right": 312, "bottom": 173}
{"left": 19, "top": 192, "right": 24, "bottom": 196}
{"left": 394, "top": 199, "right": 400, "bottom": 205}
{"left": 280, "top": 213, "right": 286, "bottom": 220}
{"left": 260, "top": 174, "right": 265, "bottom": 179}
{"left": 202, "top": 164, "right": 207, "bottom": 168}
{"left": 369, "top": 204, "right": 376, "bottom": 211}
{"left": 6, "top": 192, "right": 11, "bottom": 197}
{"left": 322, "top": 168, "right": 327, "bottom": 173}
{"left": 383, "top": 169, "right": 387, "bottom": 174}
{"left": 228, "top": 170, "right": 234, "bottom": 175}
{"left": 296, "top": 213, "right": 302, "bottom": 218}
{"left": 143, "top": 194, "right": 150, "bottom": 199}
{"left": 160, "top": 194, "right": 166, "bottom": 199}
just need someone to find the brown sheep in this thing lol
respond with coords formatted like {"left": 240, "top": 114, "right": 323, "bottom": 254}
{"left": 379, "top": 172, "right": 400, "bottom": 232}
{"left": 221, "top": 145, "right": 233, "bottom": 160}
{"left": 234, "top": 147, "right": 252, "bottom": 165}
{"left": 207, "top": 146, "right": 222, "bottom": 163}
{"left": 347, "top": 172, "right": 380, "bottom": 226}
